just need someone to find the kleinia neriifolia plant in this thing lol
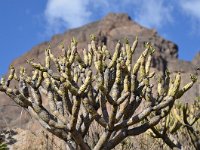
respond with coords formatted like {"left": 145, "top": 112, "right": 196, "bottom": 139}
{"left": 0, "top": 35, "right": 197, "bottom": 150}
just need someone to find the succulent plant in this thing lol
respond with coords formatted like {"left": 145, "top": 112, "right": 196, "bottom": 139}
{"left": 0, "top": 35, "right": 196, "bottom": 149}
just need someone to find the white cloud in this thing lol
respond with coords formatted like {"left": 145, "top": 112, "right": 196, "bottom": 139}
{"left": 180, "top": 0, "right": 200, "bottom": 20}
{"left": 178, "top": 0, "right": 200, "bottom": 34}
{"left": 45, "top": 0, "right": 92, "bottom": 34}
{"left": 133, "top": 0, "right": 173, "bottom": 28}
{"left": 44, "top": 0, "right": 174, "bottom": 35}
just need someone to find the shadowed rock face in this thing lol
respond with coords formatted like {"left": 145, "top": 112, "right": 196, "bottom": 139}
{"left": 0, "top": 13, "right": 199, "bottom": 129}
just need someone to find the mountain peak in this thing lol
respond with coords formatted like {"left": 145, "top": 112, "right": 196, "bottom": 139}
{"left": 103, "top": 13, "right": 132, "bottom": 22}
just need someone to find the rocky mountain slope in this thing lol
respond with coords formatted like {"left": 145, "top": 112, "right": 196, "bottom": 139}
{"left": 0, "top": 13, "right": 199, "bottom": 130}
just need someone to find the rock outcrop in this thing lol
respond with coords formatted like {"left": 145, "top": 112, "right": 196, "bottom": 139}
{"left": 192, "top": 51, "right": 200, "bottom": 66}
{"left": 0, "top": 13, "right": 199, "bottom": 130}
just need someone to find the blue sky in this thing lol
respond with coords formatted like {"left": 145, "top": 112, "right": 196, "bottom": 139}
{"left": 0, "top": 0, "right": 200, "bottom": 75}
